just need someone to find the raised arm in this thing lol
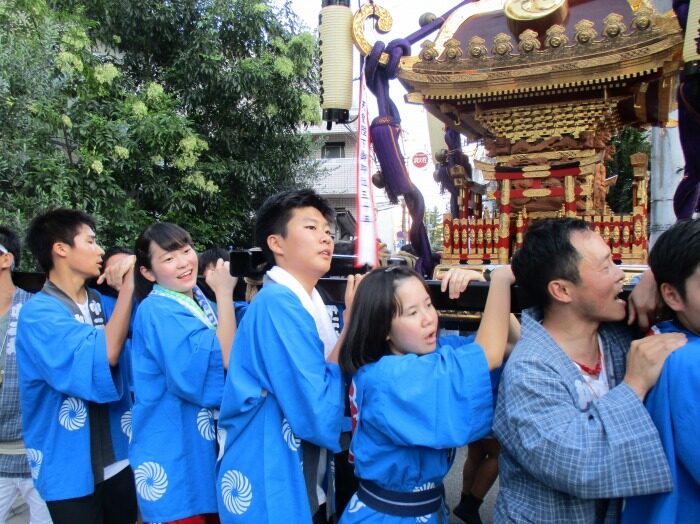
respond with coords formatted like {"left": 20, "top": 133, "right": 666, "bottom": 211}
{"left": 475, "top": 266, "right": 515, "bottom": 369}
{"left": 99, "top": 254, "right": 136, "bottom": 366}
{"left": 204, "top": 258, "right": 238, "bottom": 369}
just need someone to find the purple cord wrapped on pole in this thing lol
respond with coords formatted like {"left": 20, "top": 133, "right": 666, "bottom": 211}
{"left": 365, "top": 39, "right": 435, "bottom": 277}
{"left": 672, "top": 0, "right": 700, "bottom": 218}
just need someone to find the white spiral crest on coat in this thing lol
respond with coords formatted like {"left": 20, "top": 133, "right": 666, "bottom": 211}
{"left": 89, "top": 300, "right": 102, "bottom": 316}
{"left": 197, "top": 408, "right": 216, "bottom": 441}
{"left": 217, "top": 427, "right": 227, "bottom": 461}
{"left": 26, "top": 448, "right": 43, "bottom": 480}
{"left": 281, "top": 418, "right": 300, "bottom": 451}
{"left": 347, "top": 494, "right": 366, "bottom": 513}
{"left": 221, "top": 470, "right": 253, "bottom": 515}
{"left": 58, "top": 397, "right": 87, "bottom": 431}
{"left": 134, "top": 462, "right": 168, "bottom": 501}
{"left": 120, "top": 410, "right": 132, "bottom": 439}
{"left": 414, "top": 482, "right": 437, "bottom": 523}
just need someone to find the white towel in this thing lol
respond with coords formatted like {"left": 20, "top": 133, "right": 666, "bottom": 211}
{"left": 264, "top": 266, "right": 338, "bottom": 357}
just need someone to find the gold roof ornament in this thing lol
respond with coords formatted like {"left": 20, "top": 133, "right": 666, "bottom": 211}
{"left": 492, "top": 32, "right": 516, "bottom": 56}
{"left": 468, "top": 36, "right": 489, "bottom": 58}
{"left": 603, "top": 13, "right": 627, "bottom": 38}
{"left": 544, "top": 24, "right": 568, "bottom": 48}
{"left": 420, "top": 40, "right": 440, "bottom": 62}
{"left": 444, "top": 38, "right": 465, "bottom": 60}
{"left": 518, "top": 28, "right": 542, "bottom": 53}
{"left": 573, "top": 20, "right": 598, "bottom": 44}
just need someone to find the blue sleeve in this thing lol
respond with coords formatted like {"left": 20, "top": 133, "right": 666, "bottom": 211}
{"left": 133, "top": 298, "right": 224, "bottom": 407}
{"left": 667, "top": 348, "right": 700, "bottom": 484}
{"left": 234, "top": 300, "right": 248, "bottom": 324}
{"left": 252, "top": 289, "right": 343, "bottom": 451}
{"left": 16, "top": 294, "right": 120, "bottom": 402}
{"left": 363, "top": 337, "right": 493, "bottom": 448}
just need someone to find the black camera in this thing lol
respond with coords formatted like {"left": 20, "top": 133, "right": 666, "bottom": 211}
{"left": 229, "top": 248, "right": 268, "bottom": 279}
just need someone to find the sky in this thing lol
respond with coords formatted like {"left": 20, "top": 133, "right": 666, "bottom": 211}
{"left": 284, "top": 0, "right": 461, "bottom": 210}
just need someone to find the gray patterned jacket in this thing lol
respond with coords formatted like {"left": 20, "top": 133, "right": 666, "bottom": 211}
{"left": 0, "top": 287, "right": 33, "bottom": 477}
{"left": 493, "top": 308, "right": 672, "bottom": 524}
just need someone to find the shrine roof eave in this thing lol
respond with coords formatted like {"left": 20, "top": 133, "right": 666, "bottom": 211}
{"left": 397, "top": 33, "right": 683, "bottom": 103}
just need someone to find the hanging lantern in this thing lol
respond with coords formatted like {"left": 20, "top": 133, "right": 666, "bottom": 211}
{"left": 320, "top": 0, "right": 353, "bottom": 128}
{"left": 426, "top": 112, "right": 446, "bottom": 165}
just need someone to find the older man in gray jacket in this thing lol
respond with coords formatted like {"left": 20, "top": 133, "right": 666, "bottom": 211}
{"left": 494, "top": 218, "right": 685, "bottom": 523}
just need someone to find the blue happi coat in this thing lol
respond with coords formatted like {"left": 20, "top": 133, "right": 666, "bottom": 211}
{"left": 101, "top": 293, "right": 135, "bottom": 393}
{"left": 622, "top": 320, "right": 700, "bottom": 524}
{"left": 216, "top": 283, "right": 344, "bottom": 523}
{"left": 340, "top": 335, "right": 493, "bottom": 524}
{"left": 129, "top": 287, "right": 226, "bottom": 522}
{"left": 493, "top": 308, "right": 672, "bottom": 524}
{"left": 15, "top": 289, "right": 131, "bottom": 501}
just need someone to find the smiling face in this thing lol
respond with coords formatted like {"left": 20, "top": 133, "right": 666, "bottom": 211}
{"left": 387, "top": 276, "right": 439, "bottom": 356}
{"left": 568, "top": 229, "right": 627, "bottom": 323}
{"left": 140, "top": 242, "right": 198, "bottom": 297}
{"left": 268, "top": 206, "right": 334, "bottom": 291}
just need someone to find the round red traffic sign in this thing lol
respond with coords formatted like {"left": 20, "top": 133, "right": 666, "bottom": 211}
{"left": 412, "top": 152, "right": 429, "bottom": 169}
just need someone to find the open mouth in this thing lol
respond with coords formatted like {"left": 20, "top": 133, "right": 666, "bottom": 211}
{"left": 178, "top": 269, "right": 194, "bottom": 280}
{"left": 615, "top": 288, "right": 626, "bottom": 304}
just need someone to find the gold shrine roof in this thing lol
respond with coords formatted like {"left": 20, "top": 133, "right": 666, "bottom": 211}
{"left": 352, "top": 0, "right": 683, "bottom": 140}
{"left": 400, "top": 0, "right": 681, "bottom": 98}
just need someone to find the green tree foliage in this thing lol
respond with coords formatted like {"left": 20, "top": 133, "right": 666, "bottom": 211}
{"left": 1, "top": 0, "right": 321, "bottom": 267}
{"left": 73, "top": 0, "right": 321, "bottom": 242}
{"left": 605, "top": 127, "right": 651, "bottom": 213}
{"left": 423, "top": 206, "right": 444, "bottom": 250}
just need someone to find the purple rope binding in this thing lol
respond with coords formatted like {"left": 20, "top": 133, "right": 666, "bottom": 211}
{"left": 365, "top": 39, "right": 435, "bottom": 277}
{"left": 672, "top": 0, "right": 700, "bottom": 218}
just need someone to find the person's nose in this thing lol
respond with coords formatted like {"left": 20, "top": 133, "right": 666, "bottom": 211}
{"left": 614, "top": 263, "right": 625, "bottom": 282}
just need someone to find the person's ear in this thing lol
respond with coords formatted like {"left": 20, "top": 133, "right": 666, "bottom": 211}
{"left": 52, "top": 241, "right": 69, "bottom": 259}
{"left": 659, "top": 282, "right": 685, "bottom": 312}
{"left": 547, "top": 279, "right": 574, "bottom": 305}
{"left": 139, "top": 265, "right": 157, "bottom": 283}
{"left": 267, "top": 234, "right": 284, "bottom": 258}
{"left": 0, "top": 252, "right": 13, "bottom": 271}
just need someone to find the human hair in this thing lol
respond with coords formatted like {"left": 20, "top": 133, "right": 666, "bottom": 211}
{"left": 254, "top": 189, "right": 335, "bottom": 265}
{"left": 198, "top": 247, "right": 230, "bottom": 276}
{"left": 25, "top": 209, "right": 96, "bottom": 274}
{"left": 399, "top": 243, "right": 416, "bottom": 256}
{"left": 134, "top": 222, "right": 193, "bottom": 301}
{"left": 0, "top": 226, "right": 21, "bottom": 269}
{"left": 103, "top": 246, "right": 134, "bottom": 267}
{"left": 649, "top": 218, "right": 700, "bottom": 301}
{"left": 339, "top": 266, "right": 429, "bottom": 374}
{"left": 511, "top": 218, "right": 591, "bottom": 309}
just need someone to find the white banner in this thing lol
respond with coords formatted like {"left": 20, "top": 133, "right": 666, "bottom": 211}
{"left": 354, "top": 72, "right": 378, "bottom": 267}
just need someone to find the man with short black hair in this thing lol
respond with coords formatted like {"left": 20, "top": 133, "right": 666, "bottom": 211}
{"left": 494, "top": 218, "right": 685, "bottom": 523}
{"left": 216, "top": 189, "right": 361, "bottom": 523}
{"left": 16, "top": 209, "right": 137, "bottom": 524}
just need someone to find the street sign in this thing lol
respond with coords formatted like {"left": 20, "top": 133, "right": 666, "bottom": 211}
{"left": 412, "top": 152, "right": 429, "bottom": 168}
